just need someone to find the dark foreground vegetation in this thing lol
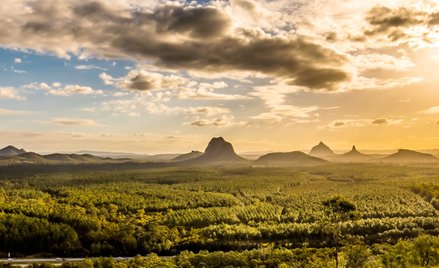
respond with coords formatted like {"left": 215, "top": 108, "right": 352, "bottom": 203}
{"left": 0, "top": 163, "right": 438, "bottom": 267}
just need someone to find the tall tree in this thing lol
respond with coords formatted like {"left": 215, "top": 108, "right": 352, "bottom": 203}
{"left": 322, "top": 195, "right": 357, "bottom": 268}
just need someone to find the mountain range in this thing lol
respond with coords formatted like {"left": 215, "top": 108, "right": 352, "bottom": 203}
{"left": 1, "top": 139, "right": 438, "bottom": 166}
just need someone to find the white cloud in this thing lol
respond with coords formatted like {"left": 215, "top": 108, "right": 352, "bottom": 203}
{"left": 323, "top": 117, "right": 404, "bottom": 129}
{"left": 185, "top": 106, "right": 231, "bottom": 116}
{"left": 188, "top": 114, "right": 245, "bottom": 127}
{"left": 324, "top": 119, "right": 370, "bottom": 129}
{"left": 352, "top": 53, "right": 415, "bottom": 72}
{"left": 14, "top": 58, "right": 22, "bottom": 64}
{"left": 0, "top": 108, "right": 31, "bottom": 115}
{"left": 250, "top": 80, "right": 325, "bottom": 122}
{"left": 420, "top": 106, "right": 439, "bottom": 114}
{"left": 51, "top": 118, "right": 103, "bottom": 126}
{"left": 49, "top": 85, "right": 104, "bottom": 96}
{"left": 343, "top": 76, "right": 424, "bottom": 92}
{"left": 101, "top": 68, "right": 250, "bottom": 100}
{"left": 75, "top": 64, "right": 107, "bottom": 71}
{"left": 25, "top": 82, "right": 104, "bottom": 96}
{"left": 0, "top": 87, "right": 25, "bottom": 100}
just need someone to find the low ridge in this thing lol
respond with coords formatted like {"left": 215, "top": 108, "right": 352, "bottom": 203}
{"left": 257, "top": 151, "right": 327, "bottom": 165}
{"left": 172, "top": 150, "right": 203, "bottom": 162}
{"left": 383, "top": 149, "right": 437, "bottom": 162}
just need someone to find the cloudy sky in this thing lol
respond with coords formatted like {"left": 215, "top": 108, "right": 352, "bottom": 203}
{"left": 1, "top": 0, "right": 439, "bottom": 153}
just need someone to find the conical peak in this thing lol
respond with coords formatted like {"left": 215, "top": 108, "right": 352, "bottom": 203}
{"left": 0, "top": 145, "right": 26, "bottom": 156}
{"left": 352, "top": 145, "right": 357, "bottom": 151}
{"left": 309, "top": 141, "right": 335, "bottom": 157}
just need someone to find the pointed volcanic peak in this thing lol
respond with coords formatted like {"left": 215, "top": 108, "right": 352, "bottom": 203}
{"left": 0, "top": 145, "right": 26, "bottom": 157}
{"left": 256, "top": 151, "right": 327, "bottom": 166}
{"left": 172, "top": 150, "right": 203, "bottom": 162}
{"left": 342, "top": 145, "right": 367, "bottom": 157}
{"left": 309, "top": 142, "right": 336, "bottom": 158}
{"left": 191, "top": 137, "right": 246, "bottom": 163}
{"left": 383, "top": 149, "right": 437, "bottom": 163}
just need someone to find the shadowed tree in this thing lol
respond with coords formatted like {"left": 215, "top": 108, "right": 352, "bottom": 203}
{"left": 413, "top": 234, "right": 439, "bottom": 267}
{"left": 322, "top": 195, "right": 358, "bottom": 268}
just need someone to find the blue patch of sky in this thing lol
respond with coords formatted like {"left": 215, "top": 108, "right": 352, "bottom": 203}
{"left": 185, "top": 0, "right": 212, "bottom": 5}
{"left": 0, "top": 48, "right": 135, "bottom": 90}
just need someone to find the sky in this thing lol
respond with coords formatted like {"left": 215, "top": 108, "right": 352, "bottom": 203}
{"left": 0, "top": 0, "right": 438, "bottom": 154}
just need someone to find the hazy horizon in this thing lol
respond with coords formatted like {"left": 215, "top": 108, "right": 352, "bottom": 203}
{"left": 2, "top": 140, "right": 439, "bottom": 156}
{"left": 1, "top": 0, "right": 439, "bottom": 154}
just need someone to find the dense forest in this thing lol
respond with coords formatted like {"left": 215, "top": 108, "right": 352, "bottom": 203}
{"left": 0, "top": 164, "right": 438, "bottom": 267}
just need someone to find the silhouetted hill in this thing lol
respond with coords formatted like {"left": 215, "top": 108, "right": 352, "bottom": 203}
{"left": 256, "top": 151, "right": 327, "bottom": 165}
{"left": 0, "top": 145, "right": 26, "bottom": 157}
{"left": 0, "top": 151, "right": 125, "bottom": 165}
{"left": 172, "top": 150, "right": 203, "bottom": 162}
{"left": 75, "top": 151, "right": 179, "bottom": 161}
{"left": 9, "top": 152, "right": 48, "bottom": 163}
{"left": 191, "top": 137, "right": 246, "bottom": 163}
{"left": 45, "top": 153, "right": 108, "bottom": 162}
{"left": 339, "top": 145, "right": 370, "bottom": 162}
{"left": 383, "top": 149, "right": 437, "bottom": 163}
{"left": 309, "top": 142, "right": 336, "bottom": 158}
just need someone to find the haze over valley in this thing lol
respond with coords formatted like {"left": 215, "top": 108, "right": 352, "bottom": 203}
{"left": 0, "top": 0, "right": 438, "bottom": 267}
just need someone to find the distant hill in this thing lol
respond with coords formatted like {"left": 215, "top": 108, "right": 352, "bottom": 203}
{"left": 256, "top": 151, "right": 327, "bottom": 165}
{"left": 75, "top": 150, "right": 178, "bottom": 161}
{"left": 172, "top": 150, "right": 203, "bottom": 162}
{"left": 45, "top": 153, "right": 110, "bottom": 163}
{"left": 383, "top": 149, "right": 437, "bottom": 163}
{"left": 190, "top": 137, "right": 246, "bottom": 163}
{"left": 339, "top": 145, "right": 370, "bottom": 162}
{"left": 309, "top": 142, "right": 336, "bottom": 158}
{"left": 0, "top": 145, "right": 26, "bottom": 157}
{"left": 8, "top": 152, "right": 48, "bottom": 163}
{"left": 0, "top": 152, "right": 124, "bottom": 165}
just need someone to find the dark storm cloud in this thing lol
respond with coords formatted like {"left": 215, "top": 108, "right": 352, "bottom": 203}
{"left": 365, "top": 6, "right": 439, "bottom": 40}
{"left": 152, "top": 6, "right": 230, "bottom": 38}
{"left": 8, "top": 0, "right": 350, "bottom": 90}
{"left": 324, "top": 32, "right": 337, "bottom": 42}
{"left": 127, "top": 74, "right": 155, "bottom": 91}
{"left": 112, "top": 36, "right": 349, "bottom": 90}
{"left": 371, "top": 118, "right": 387, "bottom": 125}
{"left": 365, "top": 7, "right": 422, "bottom": 39}
{"left": 429, "top": 12, "right": 439, "bottom": 25}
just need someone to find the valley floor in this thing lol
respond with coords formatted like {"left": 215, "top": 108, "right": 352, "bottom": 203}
{"left": 0, "top": 163, "right": 438, "bottom": 267}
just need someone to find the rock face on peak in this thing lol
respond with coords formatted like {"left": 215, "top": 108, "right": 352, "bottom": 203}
{"left": 383, "top": 149, "right": 437, "bottom": 163}
{"left": 0, "top": 145, "right": 26, "bottom": 157}
{"left": 309, "top": 142, "right": 336, "bottom": 158}
{"left": 172, "top": 150, "right": 203, "bottom": 162}
{"left": 191, "top": 137, "right": 245, "bottom": 163}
